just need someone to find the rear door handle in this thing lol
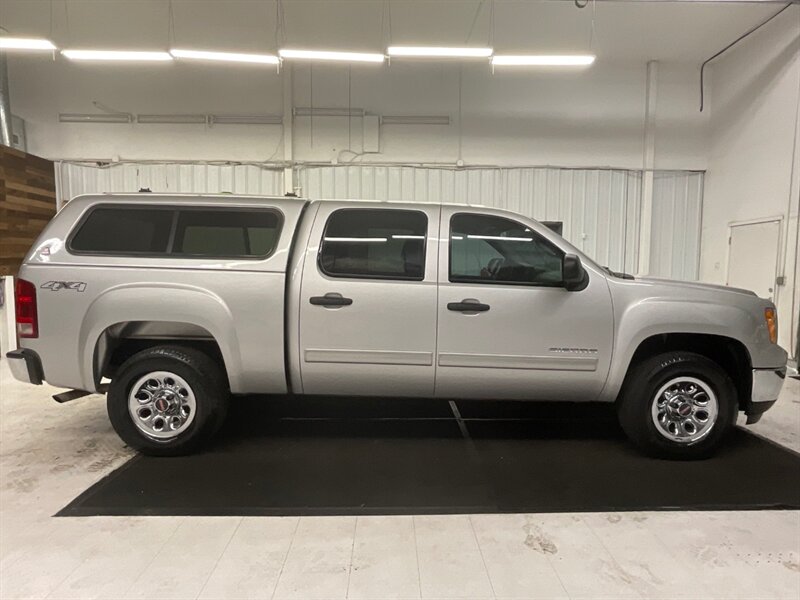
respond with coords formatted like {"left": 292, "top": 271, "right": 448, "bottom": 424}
{"left": 310, "top": 293, "right": 353, "bottom": 307}
{"left": 447, "top": 299, "right": 490, "bottom": 313}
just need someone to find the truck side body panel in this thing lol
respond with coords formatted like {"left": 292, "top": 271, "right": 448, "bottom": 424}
{"left": 18, "top": 194, "right": 305, "bottom": 394}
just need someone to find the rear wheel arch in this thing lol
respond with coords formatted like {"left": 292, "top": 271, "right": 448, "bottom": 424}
{"left": 92, "top": 321, "right": 231, "bottom": 390}
{"left": 78, "top": 284, "right": 242, "bottom": 392}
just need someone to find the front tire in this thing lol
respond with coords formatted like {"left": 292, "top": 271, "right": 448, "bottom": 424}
{"left": 107, "top": 345, "right": 229, "bottom": 456}
{"left": 617, "top": 351, "right": 737, "bottom": 460}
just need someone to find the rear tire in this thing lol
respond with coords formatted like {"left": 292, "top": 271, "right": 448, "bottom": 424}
{"left": 107, "top": 345, "right": 229, "bottom": 456}
{"left": 617, "top": 351, "right": 737, "bottom": 460}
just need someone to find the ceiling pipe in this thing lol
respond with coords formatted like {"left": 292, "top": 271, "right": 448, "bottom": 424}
{"left": 699, "top": 2, "right": 793, "bottom": 111}
{"left": 0, "top": 50, "right": 12, "bottom": 147}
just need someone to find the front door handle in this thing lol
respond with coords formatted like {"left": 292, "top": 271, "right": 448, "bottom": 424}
{"left": 447, "top": 299, "right": 490, "bottom": 313}
{"left": 310, "top": 293, "right": 353, "bottom": 307}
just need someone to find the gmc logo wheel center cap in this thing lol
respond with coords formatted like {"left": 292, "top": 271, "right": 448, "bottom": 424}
{"left": 154, "top": 391, "right": 177, "bottom": 413}
{"left": 668, "top": 396, "right": 693, "bottom": 418}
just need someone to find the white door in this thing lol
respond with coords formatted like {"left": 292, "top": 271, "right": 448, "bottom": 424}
{"left": 727, "top": 220, "right": 781, "bottom": 300}
{"left": 435, "top": 208, "right": 614, "bottom": 401}
{"left": 298, "top": 203, "right": 440, "bottom": 397}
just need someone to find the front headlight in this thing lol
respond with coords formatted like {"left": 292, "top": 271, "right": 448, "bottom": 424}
{"left": 764, "top": 307, "right": 778, "bottom": 344}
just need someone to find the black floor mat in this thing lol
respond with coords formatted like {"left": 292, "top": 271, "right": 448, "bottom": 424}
{"left": 58, "top": 396, "right": 800, "bottom": 516}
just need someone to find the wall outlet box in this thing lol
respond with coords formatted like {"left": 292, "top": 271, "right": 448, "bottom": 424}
{"left": 11, "top": 115, "right": 26, "bottom": 152}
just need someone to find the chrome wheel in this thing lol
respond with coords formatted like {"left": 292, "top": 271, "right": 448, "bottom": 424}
{"left": 127, "top": 371, "right": 196, "bottom": 440}
{"left": 651, "top": 376, "right": 718, "bottom": 444}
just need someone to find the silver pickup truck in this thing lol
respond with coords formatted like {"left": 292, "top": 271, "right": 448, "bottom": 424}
{"left": 6, "top": 194, "right": 787, "bottom": 459}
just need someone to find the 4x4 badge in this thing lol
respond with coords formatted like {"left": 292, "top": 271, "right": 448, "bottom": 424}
{"left": 41, "top": 281, "right": 87, "bottom": 292}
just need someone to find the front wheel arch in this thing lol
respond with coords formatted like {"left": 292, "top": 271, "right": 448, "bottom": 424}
{"left": 618, "top": 333, "right": 752, "bottom": 410}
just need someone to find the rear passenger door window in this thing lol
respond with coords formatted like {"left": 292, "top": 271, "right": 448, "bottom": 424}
{"left": 319, "top": 209, "right": 427, "bottom": 280}
{"left": 69, "top": 207, "right": 173, "bottom": 254}
{"left": 172, "top": 209, "right": 281, "bottom": 258}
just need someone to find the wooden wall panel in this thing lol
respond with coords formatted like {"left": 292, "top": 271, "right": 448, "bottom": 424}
{"left": 0, "top": 146, "right": 56, "bottom": 276}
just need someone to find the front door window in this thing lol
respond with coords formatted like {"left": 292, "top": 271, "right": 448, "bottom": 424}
{"left": 449, "top": 213, "right": 564, "bottom": 286}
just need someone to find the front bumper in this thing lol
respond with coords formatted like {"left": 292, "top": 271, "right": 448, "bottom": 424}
{"left": 5, "top": 349, "right": 43, "bottom": 385}
{"left": 745, "top": 366, "right": 786, "bottom": 423}
{"left": 752, "top": 367, "right": 786, "bottom": 403}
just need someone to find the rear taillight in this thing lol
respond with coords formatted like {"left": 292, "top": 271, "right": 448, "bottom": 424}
{"left": 15, "top": 279, "right": 38, "bottom": 339}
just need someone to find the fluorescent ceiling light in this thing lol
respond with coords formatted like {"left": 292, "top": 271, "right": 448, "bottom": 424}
{"left": 382, "top": 115, "right": 450, "bottom": 125}
{"left": 387, "top": 46, "right": 492, "bottom": 58}
{"left": 0, "top": 37, "right": 56, "bottom": 50}
{"left": 62, "top": 50, "right": 172, "bottom": 61}
{"left": 137, "top": 114, "right": 207, "bottom": 124}
{"left": 279, "top": 49, "right": 384, "bottom": 63}
{"left": 491, "top": 55, "right": 595, "bottom": 66}
{"left": 170, "top": 49, "right": 279, "bottom": 65}
{"left": 59, "top": 113, "right": 133, "bottom": 123}
{"left": 209, "top": 114, "right": 282, "bottom": 125}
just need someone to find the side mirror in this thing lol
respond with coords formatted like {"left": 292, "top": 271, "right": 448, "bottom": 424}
{"left": 563, "top": 254, "right": 587, "bottom": 291}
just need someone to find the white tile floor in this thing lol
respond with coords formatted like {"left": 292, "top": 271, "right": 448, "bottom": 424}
{"left": 0, "top": 360, "right": 798, "bottom": 600}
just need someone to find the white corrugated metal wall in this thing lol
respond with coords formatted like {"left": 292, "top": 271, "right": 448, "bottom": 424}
{"left": 56, "top": 162, "right": 284, "bottom": 202}
{"left": 298, "top": 165, "right": 702, "bottom": 279}
{"left": 649, "top": 171, "right": 704, "bottom": 280}
{"left": 298, "top": 165, "right": 643, "bottom": 274}
{"left": 56, "top": 162, "right": 702, "bottom": 280}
